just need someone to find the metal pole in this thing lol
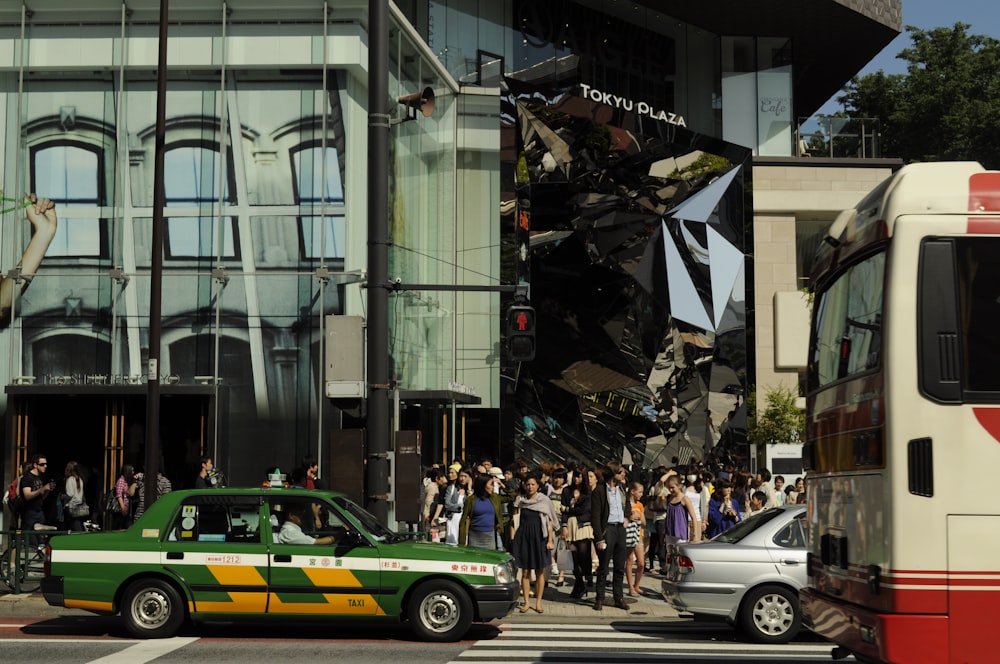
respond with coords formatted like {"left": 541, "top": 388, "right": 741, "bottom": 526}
{"left": 366, "top": 0, "right": 390, "bottom": 526}
{"left": 145, "top": 0, "right": 168, "bottom": 509}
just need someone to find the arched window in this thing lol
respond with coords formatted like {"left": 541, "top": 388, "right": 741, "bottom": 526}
{"left": 291, "top": 144, "right": 344, "bottom": 260}
{"left": 164, "top": 143, "right": 238, "bottom": 259}
{"left": 30, "top": 141, "right": 106, "bottom": 257}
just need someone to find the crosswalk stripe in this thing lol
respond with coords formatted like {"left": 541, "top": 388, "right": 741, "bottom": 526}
{"left": 465, "top": 639, "right": 835, "bottom": 653}
{"left": 453, "top": 652, "right": 839, "bottom": 662}
{"left": 447, "top": 623, "right": 847, "bottom": 664}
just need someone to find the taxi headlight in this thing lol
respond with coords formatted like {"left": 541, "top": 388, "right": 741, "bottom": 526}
{"left": 495, "top": 561, "right": 515, "bottom": 585}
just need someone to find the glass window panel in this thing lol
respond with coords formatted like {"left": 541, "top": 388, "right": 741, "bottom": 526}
{"left": 34, "top": 145, "right": 99, "bottom": 201}
{"left": 299, "top": 216, "right": 345, "bottom": 260}
{"left": 811, "top": 251, "right": 885, "bottom": 389}
{"left": 165, "top": 145, "right": 228, "bottom": 203}
{"left": 165, "top": 217, "right": 238, "bottom": 259}
{"left": 31, "top": 143, "right": 104, "bottom": 257}
{"left": 293, "top": 146, "right": 343, "bottom": 203}
{"left": 46, "top": 218, "right": 102, "bottom": 257}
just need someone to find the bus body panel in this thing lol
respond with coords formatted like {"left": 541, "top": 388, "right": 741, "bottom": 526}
{"left": 804, "top": 162, "right": 1000, "bottom": 664}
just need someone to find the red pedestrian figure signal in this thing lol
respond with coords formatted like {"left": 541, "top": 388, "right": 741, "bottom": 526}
{"left": 506, "top": 306, "right": 536, "bottom": 361}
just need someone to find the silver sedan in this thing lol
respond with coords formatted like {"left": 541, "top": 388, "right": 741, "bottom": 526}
{"left": 660, "top": 505, "right": 807, "bottom": 644}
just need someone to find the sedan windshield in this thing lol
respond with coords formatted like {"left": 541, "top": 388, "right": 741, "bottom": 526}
{"left": 713, "top": 508, "right": 786, "bottom": 543}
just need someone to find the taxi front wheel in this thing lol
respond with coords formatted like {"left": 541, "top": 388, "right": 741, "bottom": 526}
{"left": 121, "top": 578, "right": 186, "bottom": 639}
{"left": 407, "top": 579, "right": 473, "bottom": 642}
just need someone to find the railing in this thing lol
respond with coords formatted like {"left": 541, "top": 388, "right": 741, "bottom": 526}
{"left": 1, "top": 527, "right": 79, "bottom": 594}
{"left": 796, "top": 116, "right": 881, "bottom": 159}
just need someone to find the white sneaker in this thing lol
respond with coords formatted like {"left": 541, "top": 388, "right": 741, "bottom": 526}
{"left": 33, "top": 523, "right": 57, "bottom": 531}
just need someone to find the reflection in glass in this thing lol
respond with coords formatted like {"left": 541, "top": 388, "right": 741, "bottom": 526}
{"left": 165, "top": 145, "right": 230, "bottom": 202}
{"left": 31, "top": 143, "right": 103, "bottom": 257}
{"left": 505, "top": 81, "right": 751, "bottom": 468}
{"left": 300, "top": 216, "right": 345, "bottom": 260}
{"left": 165, "top": 217, "right": 237, "bottom": 259}
{"left": 293, "top": 146, "right": 343, "bottom": 203}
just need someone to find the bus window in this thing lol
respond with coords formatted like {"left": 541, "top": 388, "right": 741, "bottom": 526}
{"left": 959, "top": 239, "right": 1000, "bottom": 393}
{"left": 810, "top": 251, "right": 886, "bottom": 390}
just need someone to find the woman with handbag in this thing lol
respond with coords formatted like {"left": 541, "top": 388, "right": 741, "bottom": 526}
{"left": 564, "top": 467, "right": 595, "bottom": 599}
{"left": 625, "top": 480, "right": 646, "bottom": 596}
{"left": 63, "top": 460, "right": 89, "bottom": 531}
{"left": 511, "top": 473, "right": 558, "bottom": 613}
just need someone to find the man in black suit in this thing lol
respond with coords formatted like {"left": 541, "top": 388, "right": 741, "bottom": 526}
{"left": 590, "top": 461, "right": 630, "bottom": 611}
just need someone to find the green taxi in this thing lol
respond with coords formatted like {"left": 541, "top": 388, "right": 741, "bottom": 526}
{"left": 41, "top": 487, "right": 518, "bottom": 641}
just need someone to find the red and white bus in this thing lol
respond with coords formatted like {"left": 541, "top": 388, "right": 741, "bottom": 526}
{"left": 799, "top": 162, "right": 1000, "bottom": 664}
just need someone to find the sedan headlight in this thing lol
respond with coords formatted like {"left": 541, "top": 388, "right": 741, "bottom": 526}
{"left": 495, "top": 560, "right": 515, "bottom": 584}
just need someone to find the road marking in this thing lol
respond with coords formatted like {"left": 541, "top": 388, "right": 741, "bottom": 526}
{"left": 0, "top": 638, "right": 139, "bottom": 643}
{"left": 467, "top": 639, "right": 836, "bottom": 652}
{"left": 86, "top": 637, "right": 199, "bottom": 663}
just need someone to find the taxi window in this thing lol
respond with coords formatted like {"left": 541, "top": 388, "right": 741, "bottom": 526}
{"left": 168, "top": 496, "right": 262, "bottom": 544}
{"left": 270, "top": 497, "right": 348, "bottom": 545}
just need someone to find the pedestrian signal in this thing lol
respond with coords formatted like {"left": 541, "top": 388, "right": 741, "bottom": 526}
{"left": 506, "top": 306, "right": 536, "bottom": 361}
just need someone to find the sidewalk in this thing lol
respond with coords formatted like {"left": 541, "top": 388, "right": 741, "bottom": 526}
{"left": 507, "top": 567, "right": 680, "bottom": 621}
{"left": 0, "top": 568, "right": 680, "bottom": 620}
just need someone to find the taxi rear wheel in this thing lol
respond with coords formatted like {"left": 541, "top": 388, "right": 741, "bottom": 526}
{"left": 122, "top": 578, "right": 186, "bottom": 639}
{"left": 407, "top": 579, "right": 473, "bottom": 642}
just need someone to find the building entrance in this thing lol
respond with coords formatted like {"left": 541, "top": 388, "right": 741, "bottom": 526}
{"left": 5, "top": 387, "right": 215, "bottom": 514}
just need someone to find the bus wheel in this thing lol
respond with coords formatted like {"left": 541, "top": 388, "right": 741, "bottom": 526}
{"left": 408, "top": 579, "right": 473, "bottom": 642}
{"left": 122, "top": 578, "right": 185, "bottom": 639}
{"left": 740, "top": 584, "right": 801, "bottom": 644}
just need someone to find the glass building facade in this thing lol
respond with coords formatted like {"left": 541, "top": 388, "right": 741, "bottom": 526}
{"left": 0, "top": 3, "right": 460, "bottom": 495}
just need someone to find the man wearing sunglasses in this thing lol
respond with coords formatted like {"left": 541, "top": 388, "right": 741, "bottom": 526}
{"left": 20, "top": 453, "right": 57, "bottom": 550}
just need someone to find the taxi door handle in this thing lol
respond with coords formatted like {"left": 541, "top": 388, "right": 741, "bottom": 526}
{"left": 274, "top": 554, "right": 292, "bottom": 563}
{"left": 166, "top": 552, "right": 184, "bottom": 560}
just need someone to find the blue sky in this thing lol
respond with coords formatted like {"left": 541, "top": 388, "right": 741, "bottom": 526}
{"left": 818, "top": 0, "right": 1000, "bottom": 113}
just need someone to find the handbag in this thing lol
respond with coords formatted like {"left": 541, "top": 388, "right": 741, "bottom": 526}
{"left": 69, "top": 501, "right": 90, "bottom": 518}
{"left": 625, "top": 520, "right": 641, "bottom": 548}
{"left": 556, "top": 541, "right": 574, "bottom": 572}
{"left": 102, "top": 491, "right": 122, "bottom": 514}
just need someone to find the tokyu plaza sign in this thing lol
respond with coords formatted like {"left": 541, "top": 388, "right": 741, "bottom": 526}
{"left": 578, "top": 84, "right": 686, "bottom": 127}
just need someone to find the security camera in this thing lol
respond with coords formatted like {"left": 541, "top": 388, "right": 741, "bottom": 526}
{"left": 393, "top": 277, "right": 402, "bottom": 285}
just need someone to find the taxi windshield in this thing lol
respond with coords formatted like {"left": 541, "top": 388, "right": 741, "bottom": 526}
{"left": 334, "top": 496, "right": 396, "bottom": 542}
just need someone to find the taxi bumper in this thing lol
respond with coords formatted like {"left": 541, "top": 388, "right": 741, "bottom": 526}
{"left": 471, "top": 581, "right": 519, "bottom": 619}
{"left": 40, "top": 575, "right": 65, "bottom": 607}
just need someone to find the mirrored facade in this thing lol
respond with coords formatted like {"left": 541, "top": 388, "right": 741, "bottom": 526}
{"left": 501, "top": 77, "right": 752, "bottom": 467}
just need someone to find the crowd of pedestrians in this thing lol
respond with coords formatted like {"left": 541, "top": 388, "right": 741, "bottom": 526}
{"left": 420, "top": 454, "right": 807, "bottom": 613}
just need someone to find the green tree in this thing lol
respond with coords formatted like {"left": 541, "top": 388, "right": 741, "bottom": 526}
{"left": 747, "top": 385, "right": 805, "bottom": 447}
{"left": 837, "top": 23, "right": 1000, "bottom": 168}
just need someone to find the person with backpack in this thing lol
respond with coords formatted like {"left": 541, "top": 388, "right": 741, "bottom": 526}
{"left": 4, "top": 463, "right": 24, "bottom": 527}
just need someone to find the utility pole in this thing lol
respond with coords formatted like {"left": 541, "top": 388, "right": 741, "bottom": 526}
{"left": 144, "top": 0, "right": 169, "bottom": 511}
{"left": 366, "top": 0, "right": 390, "bottom": 526}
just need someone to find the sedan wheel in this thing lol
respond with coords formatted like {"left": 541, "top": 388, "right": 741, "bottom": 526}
{"left": 739, "top": 584, "right": 801, "bottom": 644}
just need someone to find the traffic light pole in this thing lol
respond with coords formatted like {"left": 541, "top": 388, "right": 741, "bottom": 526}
{"left": 366, "top": 0, "right": 390, "bottom": 526}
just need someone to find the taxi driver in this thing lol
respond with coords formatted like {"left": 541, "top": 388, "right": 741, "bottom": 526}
{"left": 277, "top": 504, "right": 337, "bottom": 546}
